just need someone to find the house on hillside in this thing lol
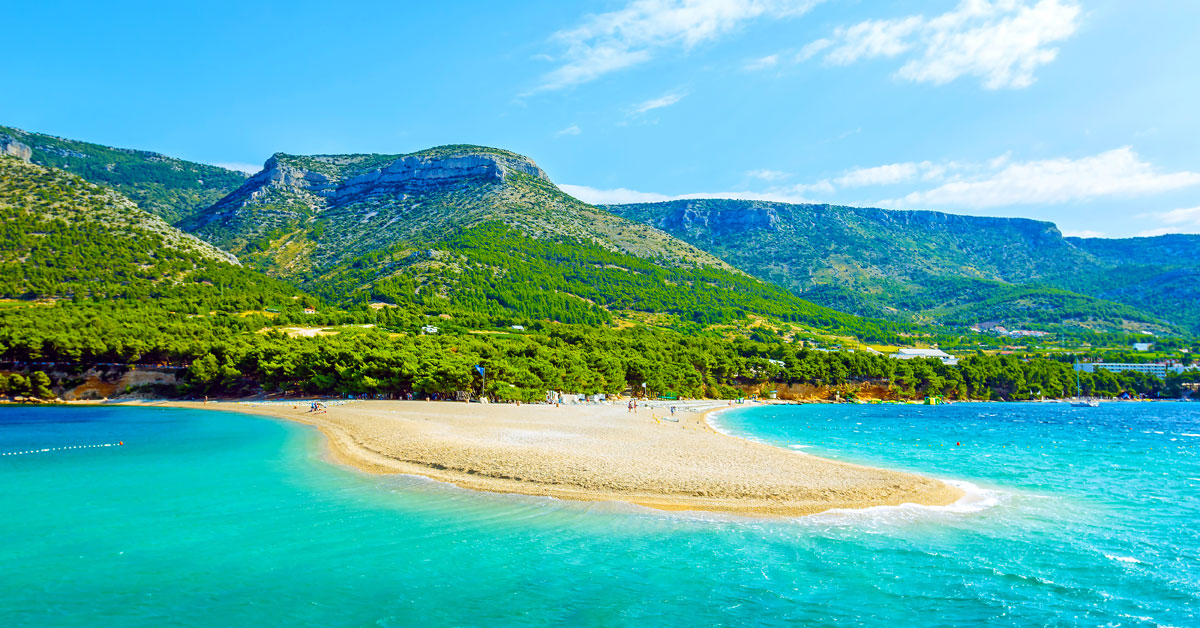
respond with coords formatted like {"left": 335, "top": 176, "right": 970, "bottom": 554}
{"left": 890, "top": 348, "right": 958, "bottom": 366}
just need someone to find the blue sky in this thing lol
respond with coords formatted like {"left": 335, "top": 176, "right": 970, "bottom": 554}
{"left": 4, "top": 0, "right": 1199, "bottom": 238}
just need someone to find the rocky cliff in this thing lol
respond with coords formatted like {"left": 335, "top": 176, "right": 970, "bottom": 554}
{"left": 181, "top": 144, "right": 728, "bottom": 283}
{"left": 0, "top": 135, "right": 31, "bottom": 161}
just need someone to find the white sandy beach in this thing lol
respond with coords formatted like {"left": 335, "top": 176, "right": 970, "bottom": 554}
{"left": 126, "top": 399, "right": 963, "bottom": 517}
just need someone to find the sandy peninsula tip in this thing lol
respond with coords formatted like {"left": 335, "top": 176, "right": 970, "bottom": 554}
{"left": 136, "top": 399, "right": 964, "bottom": 517}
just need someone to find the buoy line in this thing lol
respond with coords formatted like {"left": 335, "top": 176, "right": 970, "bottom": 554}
{"left": 2, "top": 441, "right": 124, "bottom": 456}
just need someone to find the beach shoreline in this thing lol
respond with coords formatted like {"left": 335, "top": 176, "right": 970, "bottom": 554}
{"left": 86, "top": 398, "right": 964, "bottom": 517}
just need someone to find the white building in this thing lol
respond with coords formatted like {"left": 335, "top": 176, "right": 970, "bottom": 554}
{"left": 1133, "top": 343, "right": 1153, "bottom": 352}
{"left": 421, "top": 325, "right": 439, "bottom": 335}
{"left": 1076, "top": 362, "right": 1166, "bottom": 378}
{"left": 890, "top": 348, "right": 958, "bottom": 366}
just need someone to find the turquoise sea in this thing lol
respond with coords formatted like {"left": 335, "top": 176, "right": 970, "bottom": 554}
{"left": 2, "top": 402, "right": 1198, "bottom": 627}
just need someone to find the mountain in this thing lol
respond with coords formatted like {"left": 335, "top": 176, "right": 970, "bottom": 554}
{"left": 0, "top": 154, "right": 290, "bottom": 303}
{"left": 181, "top": 145, "right": 727, "bottom": 272}
{"left": 606, "top": 199, "right": 1200, "bottom": 335}
{"left": 181, "top": 146, "right": 907, "bottom": 339}
{"left": 0, "top": 126, "right": 247, "bottom": 223}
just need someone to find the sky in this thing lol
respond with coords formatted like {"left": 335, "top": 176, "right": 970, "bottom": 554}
{"left": 3, "top": 0, "right": 1200, "bottom": 238}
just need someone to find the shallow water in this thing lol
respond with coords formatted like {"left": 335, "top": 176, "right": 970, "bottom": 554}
{"left": 1, "top": 402, "right": 1197, "bottom": 627}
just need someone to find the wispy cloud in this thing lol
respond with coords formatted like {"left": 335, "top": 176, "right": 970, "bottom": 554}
{"left": 564, "top": 148, "right": 1200, "bottom": 219}
{"left": 630, "top": 91, "right": 686, "bottom": 115}
{"left": 1062, "top": 229, "right": 1106, "bottom": 238}
{"left": 213, "top": 161, "right": 261, "bottom": 174}
{"left": 534, "top": 0, "right": 823, "bottom": 91}
{"left": 555, "top": 124, "right": 582, "bottom": 137}
{"left": 882, "top": 148, "right": 1200, "bottom": 208}
{"left": 801, "top": 0, "right": 1082, "bottom": 89}
{"left": 747, "top": 169, "right": 790, "bottom": 181}
{"left": 1136, "top": 206, "right": 1200, "bottom": 237}
{"left": 834, "top": 161, "right": 940, "bottom": 187}
{"left": 558, "top": 185, "right": 674, "bottom": 204}
{"left": 559, "top": 181, "right": 827, "bottom": 205}
{"left": 744, "top": 53, "right": 780, "bottom": 70}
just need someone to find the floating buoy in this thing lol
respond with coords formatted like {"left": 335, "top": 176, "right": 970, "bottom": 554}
{"left": 2, "top": 441, "right": 124, "bottom": 456}
{"left": 956, "top": 442, "right": 961, "bottom": 446}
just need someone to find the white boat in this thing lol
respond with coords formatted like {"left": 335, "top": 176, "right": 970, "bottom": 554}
{"left": 1068, "top": 362, "right": 1099, "bottom": 407}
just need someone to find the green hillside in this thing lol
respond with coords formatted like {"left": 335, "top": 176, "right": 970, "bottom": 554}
{"left": 0, "top": 125, "right": 247, "bottom": 223}
{"left": 0, "top": 155, "right": 297, "bottom": 306}
{"left": 181, "top": 145, "right": 728, "bottom": 272}
{"left": 0, "top": 138, "right": 1192, "bottom": 403}
{"left": 180, "top": 145, "right": 915, "bottom": 340}
{"left": 607, "top": 199, "right": 1200, "bottom": 335}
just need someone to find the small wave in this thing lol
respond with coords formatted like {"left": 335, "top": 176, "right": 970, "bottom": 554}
{"left": 1104, "top": 554, "right": 1142, "bottom": 564}
{"left": 802, "top": 480, "right": 1003, "bottom": 526}
{"left": 1181, "top": 433, "right": 1200, "bottom": 438}
{"left": 787, "top": 444, "right": 811, "bottom": 449}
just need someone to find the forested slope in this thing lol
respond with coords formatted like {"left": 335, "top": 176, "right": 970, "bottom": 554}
{"left": 0, "top": 125, "right": 247, "bottom": 223}
{"left": 608, "top": 199, "right": 1200, "bottom": 334}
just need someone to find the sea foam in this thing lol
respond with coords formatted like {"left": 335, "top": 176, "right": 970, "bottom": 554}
{"left": 801, "top": 479, "right": 1004, "bottom": 527}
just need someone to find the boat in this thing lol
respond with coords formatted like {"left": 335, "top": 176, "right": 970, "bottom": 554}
{"left": 1068, "top": 362, "right": 1100, "bottom": 407}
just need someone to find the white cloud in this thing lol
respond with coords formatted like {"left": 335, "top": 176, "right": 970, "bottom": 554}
{"left": 560, "top": 183, "right": 820, "bottom": 205}
{"left": 803, "top": 0, "right": 1081, "bottom": 89}
{"left": 746, "top": 168, "right": 790, "bottom": 181}
{"left": 1134, "top": 228, "right": 1178, "bottom": 237}
{"left": 796, "top": 37, "right": 831, "bottom": 61}
{"left": 630, "top": 91, "right": 686, "bottom": 115}
{"left": 824, "top": 17, "right": 922, "bottom": 65}
{"left": 744, "top": 53, "right": 780, "bottom": 70}
{"left": 536, "top": 0, "right": 823, "bottom": 91}
{"left": 885, "top": 148, "right": 1200, "bottom": 208}
{"left": 1062, "top": 229, "right": 1106, "bottom": 238}
{"left": 213, "top": 161, "right": 261, "bottom": 174}
{"left": 835, "top": 161, "right": 926, "bottom": 187}
{"left": 558, "top": 185, "right": 673, "bottom": 204}
{"left": 556, "top": 124, "right": 582, "bottom": 137}
{"left": 1135, "top": 206, "right": 1200, "bottom": 237}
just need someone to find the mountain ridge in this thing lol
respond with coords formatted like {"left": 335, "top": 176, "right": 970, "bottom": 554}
{"left": 606, "top": 198, "right": 1200, "bottom": 334}
{"left": 0, "top": 125, "right": 247, "bottom": 223}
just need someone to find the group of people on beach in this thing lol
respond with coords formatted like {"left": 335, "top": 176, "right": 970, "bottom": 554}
{"left": 627, "top": 400, "right": 678, "bottom": 417}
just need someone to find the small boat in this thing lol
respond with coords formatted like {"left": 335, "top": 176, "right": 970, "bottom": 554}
{"left": 1068, "top": 362, "right": 1099, "bottom": 407}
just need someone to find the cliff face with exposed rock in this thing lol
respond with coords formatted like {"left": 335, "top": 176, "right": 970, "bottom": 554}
{"left": 202, "top": 148, "right": 552, "bottom": 220}
{"left": 180, "top": 144, "right": 726, "bottom": 283}
{"left": 0, "top": 136, "right": 32, "bottom": 161}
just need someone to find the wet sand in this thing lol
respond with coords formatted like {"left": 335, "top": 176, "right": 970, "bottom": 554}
{"left": 130, "top": 399, "right": 963, "bottom": 517}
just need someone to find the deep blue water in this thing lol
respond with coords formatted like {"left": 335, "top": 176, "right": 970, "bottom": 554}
{"left": 1, "top": 402, "right": 1198, "bottom": 627}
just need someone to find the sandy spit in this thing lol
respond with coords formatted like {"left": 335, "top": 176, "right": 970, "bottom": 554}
{"left": 114, "top": 399, "right": 963, "bottom": 517}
